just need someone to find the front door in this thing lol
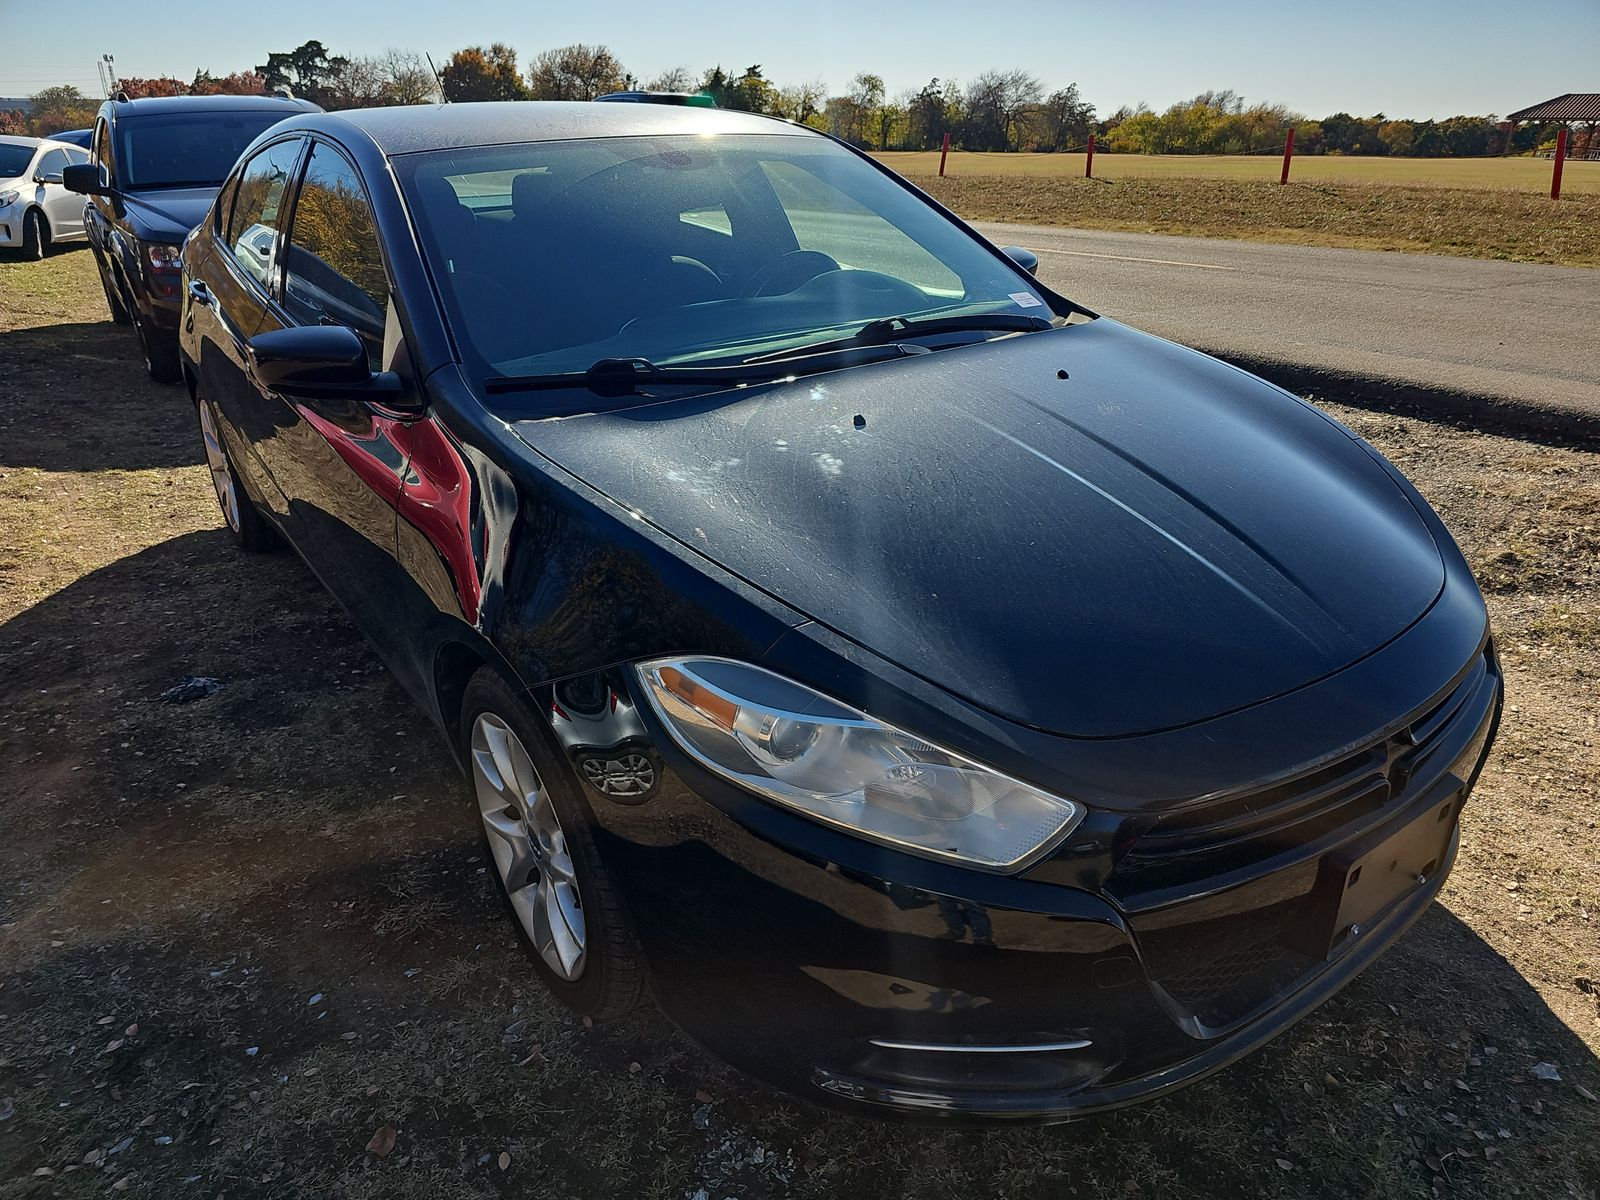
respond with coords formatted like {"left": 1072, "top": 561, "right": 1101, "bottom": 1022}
{"left": 256, "top": 138, "right": 424, "bottom": 692}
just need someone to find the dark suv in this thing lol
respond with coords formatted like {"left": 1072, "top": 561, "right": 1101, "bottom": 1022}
{"left": 64, "top": 93, "right": 318, "bottom": 381}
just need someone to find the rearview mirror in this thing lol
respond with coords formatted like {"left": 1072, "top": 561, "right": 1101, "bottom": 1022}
{"left": 61, "top": 163, "right": 107, "bottom": 195}
{"left": 246, "top": 325, "right": 413, "bottom": 408}
{"left": 1001, "top": 246, "right": 1040, "bottom": 276}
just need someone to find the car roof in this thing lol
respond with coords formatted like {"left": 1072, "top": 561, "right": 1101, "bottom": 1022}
{"left": 106, "top": 94, "right": 320, "bottom": 117}
{"left": 289, "top": 100, "right": 810, "bottom": 156}
{"left": 0, "top": 134, "right": 43, "bottom": 148}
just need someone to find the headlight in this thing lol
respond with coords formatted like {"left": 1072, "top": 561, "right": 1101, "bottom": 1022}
{"left": 635, "top": 657, "right": 1084, "bottom": 871}
{"left": 0, "top": 189, "right": 18, "bottom": 208}
{"left": 145, "top": 242, "right": 182, "bottom": 270}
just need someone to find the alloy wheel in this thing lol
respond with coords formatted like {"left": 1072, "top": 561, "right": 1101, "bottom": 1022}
{"left": 470, "top": 713, "right": 587, "bottom": 980}
{"left": 198, "top": 401, "right": 241, "bottom": 533}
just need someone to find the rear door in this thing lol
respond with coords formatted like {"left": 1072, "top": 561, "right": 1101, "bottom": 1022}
{"left": 260, "top": 138, "right": 423, "bottom": 685}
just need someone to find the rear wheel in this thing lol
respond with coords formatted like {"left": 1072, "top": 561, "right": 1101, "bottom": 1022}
{"left": 20, "top": 210, "right": 47, "bottom": 261}
{"left": 461, "top": 669, "right": 644, "bottom": 1019}
{"left": 198, "top": 395, "right": 277, "bottom": 551}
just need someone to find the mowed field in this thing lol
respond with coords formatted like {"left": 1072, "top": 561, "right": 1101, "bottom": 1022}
{"left": 877, "top": 153, "right": 1600, "bottom": 268}
{"left": 1, "top": 251, "right": 1597, "bottom": 1199}
{"left": 877, "top": 151, "right": 1600, "bottom": 193}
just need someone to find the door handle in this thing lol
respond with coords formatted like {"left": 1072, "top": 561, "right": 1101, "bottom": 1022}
{"left": 187, "top": 280, "right": 212, "bottom": 307}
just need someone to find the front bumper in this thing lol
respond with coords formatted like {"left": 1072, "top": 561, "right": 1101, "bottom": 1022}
{"left": 562, "top": 640, "right": 1500, "bottom": 1123}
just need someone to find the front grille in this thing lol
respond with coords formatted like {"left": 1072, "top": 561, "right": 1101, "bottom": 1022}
{"left": 1117, "top": 650, "right": 1499, "bottom": 1031}
{"left": 1112, "top": 653, "right": 1493, "bottom": 903}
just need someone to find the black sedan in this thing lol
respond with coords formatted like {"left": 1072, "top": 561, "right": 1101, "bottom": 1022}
{"left": 177, "top": 101, "right": 1500, "bottom": 1122}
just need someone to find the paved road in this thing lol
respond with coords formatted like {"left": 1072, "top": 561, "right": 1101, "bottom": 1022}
{"left": 973, "top": 222, "right": 1600, "bottom": 423}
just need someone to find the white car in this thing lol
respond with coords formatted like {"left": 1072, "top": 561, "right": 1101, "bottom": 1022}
{"left": 0, "top": 135, "right": 92, "bottom": 260}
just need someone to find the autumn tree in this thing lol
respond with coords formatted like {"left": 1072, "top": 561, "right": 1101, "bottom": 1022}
{"left": 115, "top": 76, "right": 188, "bottom": 99}
{"left": 440, "top": 44, "right": 529, "bottom": 102}
{"left": 190, "top": 69, "right": 267, "bottom": 96}
{"left": 774, "top": 79, "right": 827, "bottom": 127}
{"left": 526, "top": 44, "right": 628, "bottom": 101}
{"left": 906, "top": 78, "right": 960, "bottom": 150}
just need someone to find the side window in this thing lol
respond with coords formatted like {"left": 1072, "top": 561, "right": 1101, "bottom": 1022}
{"left": 65, "top": 147, "right": 90, "bottom": 166}
{"left": 759, "top": 160, "right": 962, "bottom": 296}
{"left": 283, "top": 142, "right": 390, "bottom": 368}
{"left": 226, "top": 140, "right": 303, "bottom": 294}
{"left": 91, "top": 118, "right": 115, "bottom": 185}
{"left": 36, "top": 149, "right": 68, "bottom": 179}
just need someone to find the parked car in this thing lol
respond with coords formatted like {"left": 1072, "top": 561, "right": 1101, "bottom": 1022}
{"left": 0, "top": 135, "right": 91, "bottom": 259}
{"left": 63, "top": 93, "right": 319, "bottom": 382}
{"left": 46, "top": 128, "right": 93, "bottom": 149}
{"left": 178, "top": 102, "right": 1501, "bottom": 1123}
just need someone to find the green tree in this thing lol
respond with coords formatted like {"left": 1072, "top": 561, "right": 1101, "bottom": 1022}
{"left": 440, "top": 44, "right": 530, "bottom": 102}
{"left": 1035, "top": 83, "right": 1095, "bottom": 151}
{"left": 26, "top": 84, "right": 97, "bottom": 135}
{"left": 256, "top": 39, "right": 348, "bottom": 106}
{"left": 527, "top": 43, "right": 629, "bottom": 101}
{"left": 1378, "top": 119, "right": 1415, "bottom": 156}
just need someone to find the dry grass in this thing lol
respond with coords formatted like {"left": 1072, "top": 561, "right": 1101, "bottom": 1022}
{"left": 879, "top": 151, "right": 1600, "bottom": 194}
{"left": 898, "top": 174, "right": 1600, "bottom": 267}
{"left": 1, "top": 250, "right": 1596, "bottom": 1199}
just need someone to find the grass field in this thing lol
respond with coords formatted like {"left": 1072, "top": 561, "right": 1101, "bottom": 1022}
{"left": 878, "top": 152, "right": 1600, "bottom": 194}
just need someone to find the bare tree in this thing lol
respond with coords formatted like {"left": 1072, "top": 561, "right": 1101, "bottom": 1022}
{"left": 963, "top": 68, "right": 1042, "bottom": 151}
{"left": 645, "top": 65, "right": 696, "bottom": 92}
{"left": 527, "top": 43, "right": 629, "bottom": 101}
{"left": 774, "top": 79, "right": 827, "bottom": 124}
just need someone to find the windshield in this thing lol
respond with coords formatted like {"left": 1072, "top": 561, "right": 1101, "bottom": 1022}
{"left": 397, "top": 133, "right": 1055, "bottom": 388}
{"left": 116, "top": 111, "right": 295, "bottom": 191}
{"left": 0, "top": 143, "right": 35, "bottom": 179}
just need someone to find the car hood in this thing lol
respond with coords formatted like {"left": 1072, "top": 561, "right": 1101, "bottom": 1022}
{"left": 124, "top": 187, "right": 218, "bottom": 242}
{"left": 511, "top": 319, "right": 1446, "bottom": 738}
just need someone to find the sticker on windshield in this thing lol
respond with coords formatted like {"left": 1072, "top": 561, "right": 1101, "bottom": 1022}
{"left": 1010, "top": 292, "right": 1044, "bottom": 308}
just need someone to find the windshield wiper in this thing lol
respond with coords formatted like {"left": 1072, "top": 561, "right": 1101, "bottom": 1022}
{"left": 484, "top": 343, "right": 914, "bottom": 397}
{"left": 742, "top": 312, "right": 1053, "bottom": 365}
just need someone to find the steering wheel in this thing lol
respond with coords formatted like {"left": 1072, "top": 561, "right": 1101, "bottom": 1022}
{"left": 750, "top": 249, "right": 841, "bottom": 297}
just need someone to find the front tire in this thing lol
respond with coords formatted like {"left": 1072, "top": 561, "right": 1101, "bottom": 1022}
{"left": 138, "top": 315, "right": 182, "bottom": 383}
{"left": 20, "top": 209, "right": 47, "bottom": 261}
{"left": 197, "top": 395, "right": 277, "bottom": 551}
{"left": 460, "top": 668, "right": 644, "bottom": 1019}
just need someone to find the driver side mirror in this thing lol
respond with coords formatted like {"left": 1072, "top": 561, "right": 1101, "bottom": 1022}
{"left": 36, "top": 171, "right": 64, "bottom": 186}
{"left": 1001, "top": 246, "right": 1040, "bottom": 276}
{"left": 61, "top": 163, "right": 108, "bottom": 196}
{"left": 246, "top": 324, "right": 417, "bottom": 410}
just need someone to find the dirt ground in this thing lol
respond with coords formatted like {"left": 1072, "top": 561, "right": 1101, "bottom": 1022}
{"left": 1, "top": 249, "right": 1596, "bottom": 1199}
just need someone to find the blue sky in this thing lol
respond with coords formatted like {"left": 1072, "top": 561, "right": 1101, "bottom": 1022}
{"left": 3, "top": 0, "right": 1595, "bottom": 119}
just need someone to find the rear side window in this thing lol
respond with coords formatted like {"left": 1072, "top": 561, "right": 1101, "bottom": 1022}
{"left": 283, "top": 142, "right": 390, "bottom": 368}
{"left": 226, "top": 140, "right": 303, "bottom": 293}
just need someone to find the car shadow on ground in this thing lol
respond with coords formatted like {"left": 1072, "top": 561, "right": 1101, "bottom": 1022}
{"left": 1, "top": 532, "right": 1596, "bottom": 1198}
{"left": 0, "top": 313, "right": 200, "bottom": 472}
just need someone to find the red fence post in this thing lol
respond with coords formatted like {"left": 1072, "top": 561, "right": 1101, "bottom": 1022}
{"left": 1280, "top": 126, "right": 1295, "bottom": 185}
{"left": 1551, "top": 127, "right": 1567, "bottom": 200}
{"left": 1085, "top": 132, "right": 1095, "bottom": 178}
{"left": 938, "top": 132, "right": 950, "bottom": 178}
